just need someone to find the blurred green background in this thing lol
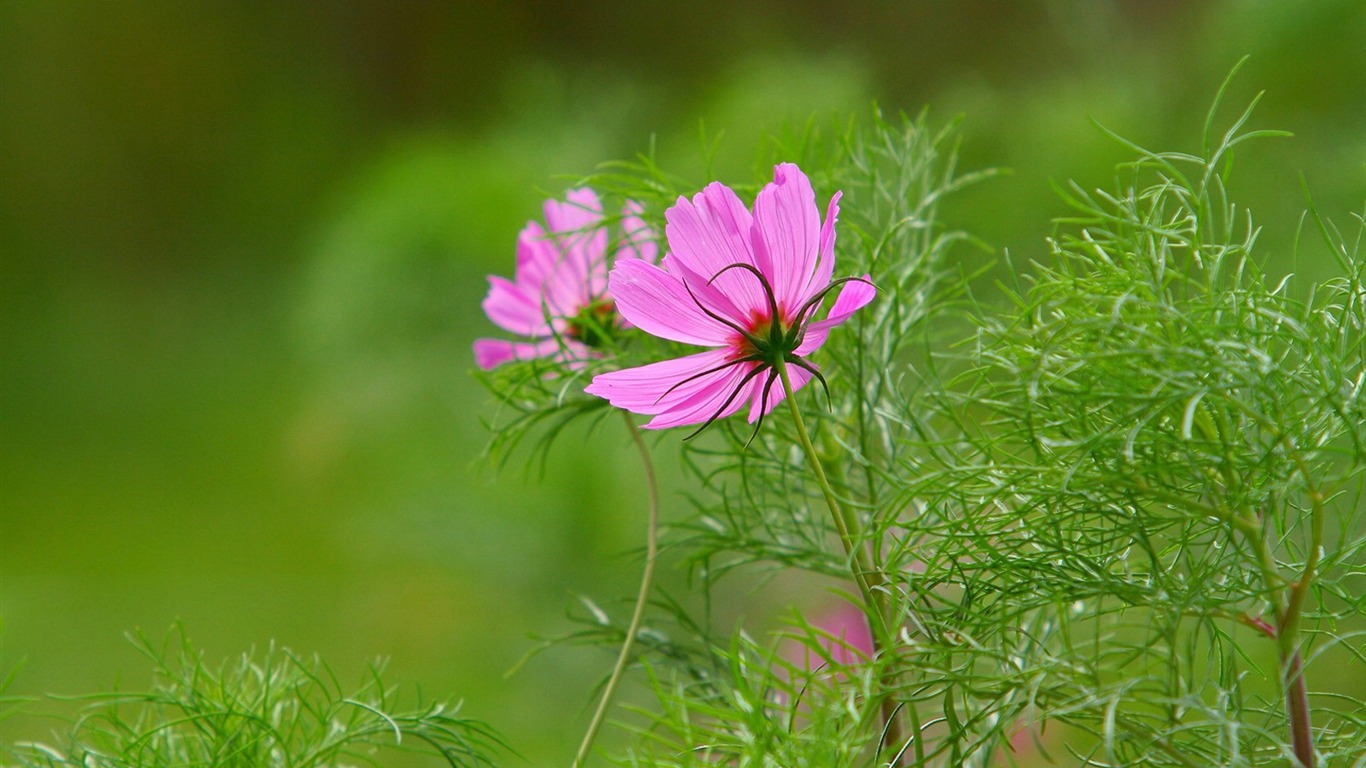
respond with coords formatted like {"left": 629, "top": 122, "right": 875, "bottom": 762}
{"left": 2, "top": 1, "right": 1363, "bottom": 764}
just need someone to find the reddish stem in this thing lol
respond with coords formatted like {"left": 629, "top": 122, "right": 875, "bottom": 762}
{"left": 1284, "top": 649, "right": 1314, "bottom": 768}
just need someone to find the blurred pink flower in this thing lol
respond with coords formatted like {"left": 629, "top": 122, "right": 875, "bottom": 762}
{"left": 473, "top": 189, "right": 655, "bottom": 370}
{"left": 773, "top": 601, "right": 874, "bottom": 722}
{"left": 785, "top": 601, "right": 874, "bottom": 671}
{"left": 781, "top": 602, "right": 1047, "bottom": 765}
{"left": 584, "top": 163, "right": 875, "bottom": 431}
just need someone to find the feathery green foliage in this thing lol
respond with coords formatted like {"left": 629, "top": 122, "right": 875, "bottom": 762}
{"left": 550, "top": 82, "right": 1365, "bottom": 766}
{"left": 2, "top": 631, "right": 502, "bottom": 768}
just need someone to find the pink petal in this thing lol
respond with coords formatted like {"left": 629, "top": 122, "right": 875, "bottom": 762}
{"left": 814, "top": 603, "right": 874, "bottom": 664}
{"left": 544, "top": 187, "right": 604, "bottom": 235}
{"left": 751, "top": 163, "right": 821, "bottom": 316}
{"left": 821, "top": 275, "right": 877, "bottom": 325}
{"left": 482, "top": 275, "right": 553, "bottom": 337}
{"left": 746, "top": 361, "right": 813, "bottom": 421}
{"left": 585, "top": 349, "right": 757, "bottom": 429}
{"left": 794, "top": 276, "right": 876, "bottom": 356}
{"left": 472, "top": 337, "right": 561, "bottom": 370}
{"left": 513, "top": 222, "right": 581, "bottom": 319}
{"left": 778, "top": 601, "right": 872, "bottom": 688}
{"left": 513, "top": 220, "right": 554, "bottom": 288}
{"left": 618, "top": 200, "right": 658, "bottom": 264}
{"left": 609, "top": 259, "right": 734, "bottom": 346}
{"left": 660, "top": 252, "right": 748, "bottom": 326}
{"left": 644, "top": 361, "right": 758, "bottom": 429}
{"left": 811, "top": 190, "right": 842, "bottom": 298}
{"left": 614, "top": 203, "right": 659, "bottom": 333}
{"left": 543, "top": 188, "right": 608, "bottom": 304}
{"left": 664, "top": 183, "right": 768, "bottom": 318}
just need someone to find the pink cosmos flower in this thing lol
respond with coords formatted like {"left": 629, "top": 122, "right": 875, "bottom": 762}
{"left": 774, "top": 601, "right": 875, "bottom": 719}
{"left": 583, "top": 163, "right": 876, "bottom": 431}
{"left": 473, "top": 188, "right": 656, "bottom": 370}
{"left": 784, "top": 602, "right": 875, "bottom": 672}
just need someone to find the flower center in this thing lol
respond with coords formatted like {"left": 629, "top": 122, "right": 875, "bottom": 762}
{"left": 734, "top": 309, "right": 801, "bottom": 366}
{"left": 566, "top": 299, "right": 618, "bottom": 348}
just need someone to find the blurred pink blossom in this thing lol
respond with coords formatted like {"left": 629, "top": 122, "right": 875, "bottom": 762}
{"left": 784, "top": 601, "right": 874, "bottom": 671}
{"left": 473, "top": 189, "right": 654, "bottom": 370}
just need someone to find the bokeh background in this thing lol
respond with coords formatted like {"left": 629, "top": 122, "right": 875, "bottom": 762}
{"left": 2, "top": 1, "right": 1363, "bottom": 764}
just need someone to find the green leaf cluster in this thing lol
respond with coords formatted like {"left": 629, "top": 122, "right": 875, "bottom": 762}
{"left": 561, "top": 93, "right": 1366, "bottom": 767}
{"left": 2, "top": 630, "right": 502, "bottom": 768}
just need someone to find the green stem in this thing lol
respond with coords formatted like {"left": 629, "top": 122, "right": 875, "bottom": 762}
{"left": 776, "top": 360, "right": 884, "bottom": 625}
{"left": 1178, "top": 410, "right": 1316, "bottom": 765}
{"left": 1284, "top": 650, "right": 1313, "bottom": 768}
{"left": 571, "top": 412, "right": 660, "bottom": 768}
{"left": 1246, "top": 524, "right": 1315, "bottom": 768}
{"left": 1240, "top": 447, "right": 1323, "bottom": 768}
{"left": 775, "top": 358, "right": 903, "bottom": 755}
{"left": 1279, "top": 451, "right": 1323, "bottom": 768}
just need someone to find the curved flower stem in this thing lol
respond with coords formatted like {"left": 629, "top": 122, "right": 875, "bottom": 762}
{"left": 775, "top": 358, "right": 903, "bottom": 754}
{"left": 571, "top": 411, "right": 660, "bottom": 768}
{"left": 776, "top": 360, "right": 884, "bottom": 625}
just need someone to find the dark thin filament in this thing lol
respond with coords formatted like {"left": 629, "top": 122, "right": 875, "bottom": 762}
{"left": 653, "top": 353, "right": 764, "bottom": 406}
{"left": 683, "top": 363, "right": 771, "bottom": 441}
{"left": 744, "top": 367, "right": 783, "bottom": 447}
{"left": 677, "top": 273, "right": 765, "bottom": 348}
{"left": 788, "top": 356, "right": 833, "bottom": 410}
{"left": 661, "top": 262, "right": 870, "bottom": 440}
{"left": 789, "top": 275, "right": 877, "bottom": 348}
{"left": 708, "top": 261, "right": 783, "bottom": 329}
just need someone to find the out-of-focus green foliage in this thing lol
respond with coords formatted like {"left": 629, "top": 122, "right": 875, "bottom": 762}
{"left": 3, "top": 629, "right": 502, "bottom": 768}
{"left": 1, "top": 1, "right": 1362, "bottom": 766}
